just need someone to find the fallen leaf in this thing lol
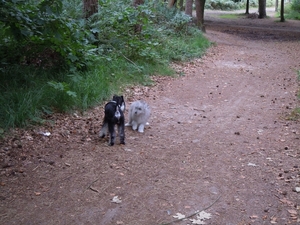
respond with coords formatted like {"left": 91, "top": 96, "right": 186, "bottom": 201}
{"left": 263, "top": 215, "right": 268, "bottom": 220}
{"left": 287, "top": 209, "right": 297, "bottom": 215}
{"left": 190, "top": 211, "right": 212, "bottom": 224}
{"left": 111, "top": 196, "right": 122, "bottom": 204}
{"left": 270, "top": 216, "right": 277, "bottom": 224}
{"left": 279, "top": 198, "right": 294, "bottom": 206}
{"left": 173, "top": 212, "right": 185, "bottom": 220}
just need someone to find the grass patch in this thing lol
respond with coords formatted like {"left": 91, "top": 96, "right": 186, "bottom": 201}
{"left": 219, "top": 13, "right": 243, "bottom": 19}
{"left": 286, "top": 108, "right": 300, "bottom": 121}
{"left": 0, "top": 31, "right": 210, "bottom": 131}
{"left": 0, "top": 56, "right": 177, "bottom": 130}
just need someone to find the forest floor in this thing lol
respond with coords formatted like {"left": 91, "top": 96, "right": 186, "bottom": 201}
{"left": 1, "top": 8, "right": 300, "bottom": 225}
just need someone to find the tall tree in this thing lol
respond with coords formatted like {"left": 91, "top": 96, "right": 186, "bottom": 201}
{"left": 83, "top": 0, "right": 98, "bottom": 18}
{"left": 132, "top": 0, "right": 144, "bottom": 33}
{"left": 133, "top": 0, "right": 144, "bottom": 7}
{"left": 258, "top": 0, "right": 267, "bottom": 18}
{"left": 245, "top": 0, "right": 250, "bottom": 14}
{"left": 185, "top": 0, "right": 193, "bottom": 16}
{"left": 195, "top": 0, "right": 206, "bottom": 32}
{"left": 280, "top": 0, "right": 285, "bottom": 22}
{"left": 168, "top": 0, "right": 176, "bottom": 8}
{"left": 179, "top": 0, "right": 184, "bottom": 11}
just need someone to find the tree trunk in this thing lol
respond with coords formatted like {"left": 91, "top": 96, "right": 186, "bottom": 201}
{"left": 83, "top": 0, "right": 98, "bottom": 18}
{"left": 133, "top": 0, "right": 144, "bottom": 7}
{"left": 280, "top": 0, "right": 285, "bottom": 22}
{"left": 195, "top": 0, "right": 206, "bottom": 32}
{"left": 185, "top": 0, "right": 193, "bottom": 17}
{"left": 132, "top": 0, "right": 144, "bottom": 33}
{"left": 168, "top": 0, "right": 176, "bottom": 8}
{"left": 275, "top": 0, "right": 278, "bottom": 12}
{"left": 179, "top": 0, "right": 184, "bottom": 11}
{"left": 245, "top": 0, "right": 250, "bottom": 14}
{"left": 258, "top": 0, "right": 267, "bottom": 18}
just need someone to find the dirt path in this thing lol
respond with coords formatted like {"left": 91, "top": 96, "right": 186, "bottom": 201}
{"left": 1, "top": 10, "right": 300, "bottom": 225}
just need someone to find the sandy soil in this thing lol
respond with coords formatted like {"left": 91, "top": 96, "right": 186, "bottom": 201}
{"left": 1, "top": 8, "right": 300, "bottom": 225}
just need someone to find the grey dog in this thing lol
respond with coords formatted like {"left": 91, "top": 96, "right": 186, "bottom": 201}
{"left": 125, "top": 100, "right": 150, "bottom": 133}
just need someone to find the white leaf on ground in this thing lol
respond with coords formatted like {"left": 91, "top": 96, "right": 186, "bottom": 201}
{"left": 39, "top": 131, "right": 51, "bottom": 136}
{"left": 111, "top": 196, "right": 122, "bottom": 203}
{"left": 173, "top": 212, "right": 185, "bottom": 219}
{"left": 248, "top": 162, "right": 258, "bottom": 167}
{"left": 257, "top": 129, "right": 264, "bottom": 135}
{"left": 295, "top": 187, "right": 300, "bottom": 193}
{"left": 190, "top": 211, "right": 212, "bottom": 225}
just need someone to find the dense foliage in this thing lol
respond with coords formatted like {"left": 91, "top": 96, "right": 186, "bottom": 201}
{"left": 284, "top": 0, "right": 300, "bottom": 19}
{"left": 0, "top": 0, "right": 90, "bottom": 72}
{"left": 0, "top": 0, "right": 210, "bottom": 131}
{"left": 205, "top": 0, "right": 275, "bottom": 10}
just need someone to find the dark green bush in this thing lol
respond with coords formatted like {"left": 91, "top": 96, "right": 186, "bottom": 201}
{"left": 0, "top": 0, "right": 93, "bottom": 73}
{"left": 291, "top": 0, "right": 300, "bottom": 11}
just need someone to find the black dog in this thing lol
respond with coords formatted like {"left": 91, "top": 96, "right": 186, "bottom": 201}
{"left": 99, "top": 95, "right": 125, "bottom": 146}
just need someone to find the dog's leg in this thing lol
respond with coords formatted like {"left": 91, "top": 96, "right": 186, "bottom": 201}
{"left": 125, "top": 108, "right": 132, "bottom": 127}
{"left": 125, "top": 116, "right": 132, "bottom": 127}
{"left": 138, "top": 123, "right": 145, "bottom": 133}
{"left": 132, "top": 121, "right": 138, "bottom": 131}
{"left": 99, "top": 122, "right": 108, "bottom": 138}
{"left": 108, "top": 123, "right": 116, "bottom": 146}
{"left": 118, "top": 122, "right": 125, "bottom": 145}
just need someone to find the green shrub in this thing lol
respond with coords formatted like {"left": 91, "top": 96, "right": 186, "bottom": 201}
{"left": 0, "top": 0, "right": 94, "bottom": 73}
{"left": 206, "top": 0, "right": 244, "bottom": 10}
{"left": 205, "top": 0, "right": 275, "bottom": 10}
{"left": 291, "top": 0, "right": 300, "bottom": 11}
{"left": 279, "top": 1, "right": 300, "bottom": 20}
{"left": 0, "top": 0, "right": 210, "bottom": 131}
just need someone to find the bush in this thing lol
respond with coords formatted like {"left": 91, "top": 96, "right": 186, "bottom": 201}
{"left": 291, "top": 0, "right": 300, "bottom": 11}
{"left": 0, "top": 0, "right": 211, "bottom": 130}
{"left": 281, "top": 0, "right": 300, "bottom": 20}
{"left": 0, "top": 0, "right": 94, "bottom": 73}
{"left": 206, "top": 0, "right": 244, "bottom": 10}
{"left": 205, "top": 0, "right": 275, "bottom": 10}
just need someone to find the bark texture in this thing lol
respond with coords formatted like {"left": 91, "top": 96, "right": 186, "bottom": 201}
{"left": 258, "top": 0, "right": 267, "bottom": 18}
{"left": 83, "top": 0, "right": 98, "bottom": 18}
{"left": 195, "top": 0, "right": 206, "bottom": 32}
{"left": 185, "top": 0, "right": 193, "bottom": 17}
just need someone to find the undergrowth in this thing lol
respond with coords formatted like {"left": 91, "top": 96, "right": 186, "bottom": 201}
{"left": 283, "top": 0, "right": 300, "bottom": 20}
{"left": 205, "top": 0, "right": 275, "bottom": 10}
{"left": 0, "top": 0, "right": 210, "bottom": 131}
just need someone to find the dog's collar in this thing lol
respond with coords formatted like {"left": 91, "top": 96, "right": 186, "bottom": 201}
{"left": 110, "top": 100, "right": 125, "bottom": 112}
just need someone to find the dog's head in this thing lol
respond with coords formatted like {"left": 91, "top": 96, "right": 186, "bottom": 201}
{"left": 133, "top": 101, "right": 145, "bottom": 116}
{"left": 112, "top": 95, "right": 125, "bottom": 112}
